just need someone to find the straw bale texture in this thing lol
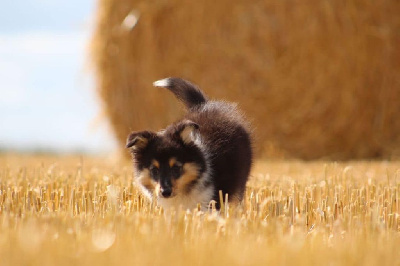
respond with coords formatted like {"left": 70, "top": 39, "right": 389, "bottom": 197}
{"left": 91, "top": 0, "right": 400, "bottom": 159}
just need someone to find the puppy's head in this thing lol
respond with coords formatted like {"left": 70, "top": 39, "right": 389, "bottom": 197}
{"left": 126, "top": 120, "right": 207, "bottom": 200}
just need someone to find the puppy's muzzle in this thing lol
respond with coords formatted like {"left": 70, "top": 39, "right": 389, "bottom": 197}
{"left": 160, "top": 187, "right": 172, "bottom": 198}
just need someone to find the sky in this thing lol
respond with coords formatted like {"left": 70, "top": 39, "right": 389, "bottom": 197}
{"left": 0, "top": 0, "right": 117, "bottom": 154}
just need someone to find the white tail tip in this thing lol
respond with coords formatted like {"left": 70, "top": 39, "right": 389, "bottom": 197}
{"left": 153, "top": 78, "right": 171, "bottom": 87}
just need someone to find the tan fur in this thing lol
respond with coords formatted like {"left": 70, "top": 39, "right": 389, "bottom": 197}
{"left": 136, "top": 169, "right": 156, "bottom": 195}
{"left": 137, "top": 162, "right": 213, "bottom": 210}
{"left": 151, "top": 160, "right": 160, "bottom": 169}
{"left": 169, "top": 158, "right": 177, "bottom": 168}
{"left": 173, "top": 163, "right": 200, "bottom": 194}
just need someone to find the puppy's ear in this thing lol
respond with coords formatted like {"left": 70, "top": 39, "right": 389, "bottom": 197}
{"left": 126, "top": 131, "right": 156, "bottom": 149}
{"left": 177, "top": 120, "right": 200, "bottom": 144}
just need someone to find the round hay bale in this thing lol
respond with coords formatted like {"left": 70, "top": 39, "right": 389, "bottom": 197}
{"left": 91, "top": 0, "right": 400, "bottom": 160}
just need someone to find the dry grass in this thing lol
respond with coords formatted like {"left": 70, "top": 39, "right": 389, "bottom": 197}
{"left": 91, "top": 0, "right": 400, "bottom": 160}
{"left": 0, "top": 154, "right": 399, "bottom": 265}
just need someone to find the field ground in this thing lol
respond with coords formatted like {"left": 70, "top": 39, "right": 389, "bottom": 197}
{"left": 0, "top": 154, "right": 399, "bottom": 265}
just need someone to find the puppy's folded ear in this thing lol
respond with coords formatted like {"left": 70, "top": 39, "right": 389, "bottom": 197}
{"left": 126, "top": 131, "right": 156, "bottom": 149}
{"left": 176, "top": 120, "right": 200, "bottom": 144}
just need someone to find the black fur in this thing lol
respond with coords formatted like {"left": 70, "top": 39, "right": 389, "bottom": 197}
{"left": 127, "top": 77, "right": 252, "bottom": 208}
{"left": 186, "top": 102, "right": 252, "bottom": 202}
{"left": 158, "top": 77, "right": 207, "bottom": 109}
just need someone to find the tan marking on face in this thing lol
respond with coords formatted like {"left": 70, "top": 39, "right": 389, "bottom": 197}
{"left": 137, "top": 169, "right": 157, "bottom": 193}
{"left": 152, "top": 160, "right": 160, "bottom": 169}
{"left": 169, "top": 158, "right": 177, "bottom": 168}
{"left": 172, "top": 163, "right": 200, "bottom": 194}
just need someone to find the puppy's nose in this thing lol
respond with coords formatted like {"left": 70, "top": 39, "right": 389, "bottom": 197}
{"left": 160, "top": 187, "right": 172, "bottom": 198}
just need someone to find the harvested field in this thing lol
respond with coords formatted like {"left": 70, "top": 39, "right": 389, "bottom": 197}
{"left": 0, "top": 154, "right": 399, "bottom": 265}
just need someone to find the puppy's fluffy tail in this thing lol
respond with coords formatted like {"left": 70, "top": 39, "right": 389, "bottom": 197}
{"left": 153, "top": 77, "right": 207, "bottom": 109}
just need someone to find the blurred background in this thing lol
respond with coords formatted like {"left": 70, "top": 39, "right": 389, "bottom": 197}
{"left": 0, "top": 0, "right": 116, "bottom": 154}
{"left": 2, "top": 0, "right": 400, "bottom": 160}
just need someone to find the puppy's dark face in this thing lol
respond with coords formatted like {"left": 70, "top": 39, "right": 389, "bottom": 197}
{"left": 127, "top": 120, "right": 206, "bottom": 200}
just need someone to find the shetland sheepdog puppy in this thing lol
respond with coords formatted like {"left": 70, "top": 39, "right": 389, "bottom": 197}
{"left": 126, "top": 78, "right": 252, "bottom": 210}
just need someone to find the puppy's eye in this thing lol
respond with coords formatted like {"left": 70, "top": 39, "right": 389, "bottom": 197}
{"left": 171, "top": 165, "right": 182, "bottom": 178}
{"left": 150, "top": 167, "right": 159, "bottom": 177}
